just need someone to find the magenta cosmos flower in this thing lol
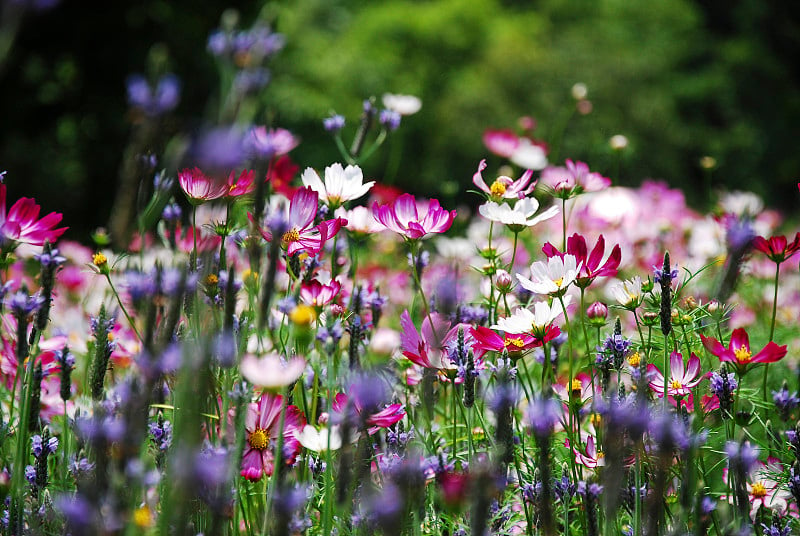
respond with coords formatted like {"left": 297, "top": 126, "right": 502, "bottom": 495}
{"left": 299, "top": 279, "right": 341, "bottom": 307}
{"left": 372, "top": 194, "right": 456, "bottom": 240}
{"left": 469, "top": 325, "right": 538, "bottom": 360}
{"left": 752, "top": 232, "right": 800, "bottom": 264}
{"left": 240, "top": 392, "right": 305, "bottom": 481}
{"left": 178, "top": 167, "right": 256, "bottom": 203}
{"left": 542, "top": 233, "right": 621, "bottom": 289}
{"left": 700, "top": 328, "right": 787, "bottom": 371}
{"left": 399, "top": 309, "right": 457, "bottom": 371}
{"left": 253, "top": 187, "right": 346, "bottom": 256}
{"left": 646, "top": 351, "right": 703, "bottom": 399}
{"left": 0, "top": 184, "right": 67, "bottom": 248}
{"left": 332, "top": 392, "right": 405, "bottom": 435}
{"left": 472, "top": 159, "right": 536, "bottom": 200}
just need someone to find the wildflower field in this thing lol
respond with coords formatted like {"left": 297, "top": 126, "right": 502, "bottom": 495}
{"left": 3, "top": 8, "right": 800, "bottom": 536}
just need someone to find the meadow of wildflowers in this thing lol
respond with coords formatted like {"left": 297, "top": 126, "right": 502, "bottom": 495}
{"left": 3, "top": 14, "right": 800, "bottom": 536}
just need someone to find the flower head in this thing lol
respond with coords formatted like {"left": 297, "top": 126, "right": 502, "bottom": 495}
{"left": 301, "top": 163, "right": 374, "bottom": 207}
{"left": 472, "top": 159, "right": 538, "bottom": 200}
{"left": 240, "top": 353, "right": 306, "bottom": 391}
{"left": 516, "top": 255, "right": 580, "bottom": 297}
{"left": 646, "top": 352, "right": 703, "bottom": 398}
{"left": 752, "top": 232, "right": 800, "bottom": 264}
{"left": 478, "top": 198, "right": 559, "bottom": 233}
{"left": 0, "top": 184, "right": 67, "bottom": 248}
{"left": 240, "top": 393, "right": 305, "bottom": 481}
{"left": 542, "top": 234, "right": 621, "bottom": 288}
{"left": 609, "top": 276, "right": 643, "bottom": 310}
{"left": 700, "top": 328, "right": 787, "bottom": 371}
{"left": 372, "top": 194, "right": 456, "bottom": 240}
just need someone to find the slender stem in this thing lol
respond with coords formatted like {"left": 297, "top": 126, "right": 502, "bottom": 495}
{"left": 105, "top": 273, "right": 143, "bottom": 343}
{"left": 763, "top": 262, "right": 781, "bottom": 402}
{"left": 561, "top": 198, "right": 567, "bottom": 251}
{"left": 191, "top": 205, "right": 198, "bottom": 272}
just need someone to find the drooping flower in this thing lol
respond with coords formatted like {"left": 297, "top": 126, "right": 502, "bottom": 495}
{"left": 240, "top": 353, "right": 306, "bottom": 391}
{"left": 372, "top": 194, "right": 456, "bottom": 240}
{"left": 240, "top": 393, "right": 305, "bottom": 481}
{"left": 542, "top": 234, "right": 621, "bottom": 288}
{"left": 301, "top": 163, "right": 374, "bottom": 207}
{"left": 752, "top": 232, "right": 800, "bottom": 264}
{"left": 252, "top": 187, "right": 346, "bottom": 256}
{"left": 478, "top": 198, "right": 559, "bottom": 232}
{"left": 700, "top": 328, "right": 787, "bottom": 371}
{"left": 646, "top": 352, "right": 703, "bottom": 398}
{"left": 0, "top": 184, "right": 67, "bottom": 248}
{"left": 471, "top": 159, "right": 537, "bottom": 200}
{"left": 516, "top": 255, "right": 580, "bottom": 297}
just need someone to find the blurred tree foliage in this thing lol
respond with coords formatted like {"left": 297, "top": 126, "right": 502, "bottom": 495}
{"left": 0, "top": 0, "right": 798, "bottom": 241}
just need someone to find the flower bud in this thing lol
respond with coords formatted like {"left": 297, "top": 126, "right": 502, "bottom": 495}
{"left": 495, "top": 270, "right": 513, "bottom": 292}
{"left": 586, "top": 302, "right": 608, "bottom": 326}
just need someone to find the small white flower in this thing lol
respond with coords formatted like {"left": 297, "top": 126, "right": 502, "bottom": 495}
{"left": 608, "top": 276, "right": 643, "bottom": 309}
{"left": 478, "top": 198, "right": 559, "bottom": 232}
{"left": 381, "top": 93, "right": 422, "bottom": 116}
{"left": 240, "top": 353, "right": 306, "bottom": 390}
{"left": 295, "top": 425, "right": 344, "bottom": 452}
{"left": 517, "top": 255, "right": 580, "bottom": 296}
{"left": 509, "top": 138, "right": 548, "bottom": 170}
{"left": 301, "top": 163, "right": 375, "bottom": 206}
{"left": 491, "top": 297, "right": 570, "bottom": 334}
{"left": 334, "top": 206, "right": 384, "bottom": 234}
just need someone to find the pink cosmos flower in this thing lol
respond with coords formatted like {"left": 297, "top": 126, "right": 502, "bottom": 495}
{"left": 469, "top": 325, "right": 538, "bottom": 360}
{"left": 178, "top": 167, "right": 229, "bottom": 203}
{"left": 332, "top": 393, "right": 405, "bottom": 434}
{"left": 482, "top": 129, "right": 520, "bottom": 158}
{"left": 0, "top": 184, "right": 67, "bottom": 247}
{"left": 225, "top": 169, "right": 256, "bottom": 197}
{"left": 752, "top": 232, "right": 800, "bottom": 264}
{"left": 540, "top": 159, "right": 610, "bottom": 197}
{"left": 300, "top": 279, "right": 341, "bottom": 307}
{"left": 552, "top": 372, "right": 600, "bottom": 406}
{"left": 723, "top": 458, "right": 791, "bottom": 521}
{"left": 240, "top": 393, "right": 305, "bottom": 481}
{"left": 253, "top": 187, "right": 346, "bottom": 256}
{"left": 542, "top": 234, "right": 621, "bottom": 288}
{"left": 372, "top": 194, "right": 456, "bottom": 240}
{"left": 646, "top": 352, "right": 703, "bottom": 398}
{"left": 472, "top": 159, "right": 536, "bottom": 200}
{"left": 573, "top": 435, "right": 605, "bottom": 469}
{"left": 399, "top": 309, "right": 455, "bottom": 371}
{"left": 247, "top": 126, "right": 300, "bottom": 158}
{"left": 700, "top": 328, "right": 787, "bottom": 371}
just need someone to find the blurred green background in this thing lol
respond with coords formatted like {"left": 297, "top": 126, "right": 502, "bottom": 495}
{"left": 0, "top": 0, "right": 798, "bottom": 242}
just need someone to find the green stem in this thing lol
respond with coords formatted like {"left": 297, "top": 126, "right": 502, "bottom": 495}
{"left": 764, "top": 262, "right": 781, "bottom": 402}
{"left": 105, "top": 273, "right": 143, "bottom": 343}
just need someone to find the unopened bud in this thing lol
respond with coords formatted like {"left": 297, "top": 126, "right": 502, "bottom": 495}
{"left": 586, "top": 302, "right": 608, "bottom": 326}
{"left": 495, "top": 270, "right": 513, "bottom": 292}
{"left": 682, "top": 296, "right": 698, "bottom": 310}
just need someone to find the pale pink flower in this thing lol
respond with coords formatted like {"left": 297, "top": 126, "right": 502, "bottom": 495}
{"left": 372, "top": 194, "right": 456, "bottom": 240}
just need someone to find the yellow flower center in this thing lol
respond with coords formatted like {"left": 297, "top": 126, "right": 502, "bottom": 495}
{"left": 242, "top": 269, "right": 258, "bottom": 285}
{"left": 132, "top": 505, "right": 153, "bottom": 528}
{"left": 571, "top": 379, "right": 583, "bottom": 393}
{"left": 670, "top": 379, "right": 683, "bottom": 390}
{"left": 628, "top": 352, "right": 641, "bottom": 367}
{"left": 490, "top": 180, "right": 507, "bottom": 197}
{"left": 596, "top": 452, "right": 605, "bottom": 460}
{"left": 589, "top": 413, "right": 602, "bottom": 428}
{"left": 248, "top": 428, "right": 270, "bottom": 450}
{"left": 504, "top": 337, "right": 525, "bottom": 349}
{"left": 92, "top": 252, "right": 108, "bottom": 267}
{"left": 750, "top": 481, "right": 767, "bottom": 498}
{"left": 289, "top": 304, "right": 317, "bottom": 326}
{"left": 282, "top": 228, "right": 300, "bottom": 244}
{"left": 205, "top": 274, "right": 219, "bottom": 286}
{"left": 734, "top": 346, "right": 752, "bottom": 363}
{"left": 553, "top": 277, "right": 564, "bottom": 287}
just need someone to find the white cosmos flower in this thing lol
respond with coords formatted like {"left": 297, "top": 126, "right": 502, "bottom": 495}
{"left": 478, "top": 198, "right": 559, "bottom": 232}
{"left": 517, "top": 255, "right": 580, "bottom": 296}
{"left": 334, "top": 205, "right": 384, "bottom": 234}
{"left": 491, "top": 297, "right": 571, "bottom": 334}
{"left": 608, "top": 276, "right": 643, "bottom": 309}
{"left": 509, "top": 138, "right": 548, "bottom": 170}
{"left": 295, "top": 425, "right": 344, "bottom": 452}
{"left": 381, "top": 93, "right": 422, "bottom": 116}
{"left": 240, "top": 353, "right": 306, "bottom": 390}
{"left": 301, "top": 163, "right": 375, "bottom": 206}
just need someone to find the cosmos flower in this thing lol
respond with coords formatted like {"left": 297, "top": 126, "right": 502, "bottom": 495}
{"left": 332, "top": 393, "right": 405, "bottom": 434}
{"left": 516, "top": 255, "right": 580, "bottom": 297}
{"left": 382, "top": 93, "right": 422, "bottom": 116}
{"left": 608, "top": 276, "right": 644, "bottom": 310}
{"left": 295, "top": 425, "right": 344, "bottom": 452}
{"left": 299, "top": 279, "right": 341, "bottom": 307}
{"left": 0, "top": 184, "right": 67, "bottom": 248}
{"left": 178, "top": 168, "right": 229, "bottom": 204}
{"left": 372, "top": 194, "right": 456, "bottom": 240}
{"left": 240, "top": 393, "right": 305, "bottom": 481}
{"left": 553, "top": 372, "right": 600, "bottom": 406}
{"left": 469, "top": 326, "right": 539, "bottom": 359}
{"left": 472, "top": 159, "right": 537, "bottom": 200}
{"left": 239, "top": 353, "right": 306, "bottom": 390}
{"left": 399, "top": 309, "right": 456, "bottom": 371}
{"left": 541, "top": 159, "right": 610, "bottom": 198}
{"left": 646, "top": 352, "right": 704, "bottom": 398}
{"left": 752, "top": 233, "right": 800, "bottom": 264}
{"left": 573, "top": 435, "right": 605, "bottom": 469}
{"left": 490, "top": 298, "right": 570, "bottom": 343}
{"left": 700, "top": 328, "right": 787, "bottom": 371}
{"left": 301, "top": 163, "right": 375, "bottom": 207}
{"left": 542, "top": 234, "right": 621, "bottom": 288}
{"left": 478, "top": 198, "right": 559, "bottom": 232}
